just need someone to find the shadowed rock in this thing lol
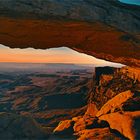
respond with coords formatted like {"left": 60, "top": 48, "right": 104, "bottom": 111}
{"left": 0, "top": 0, "right": 139, "bottom": 67}
{"left": 77, "top": 127, "right": 123, "bottom": 140}
{"left": 0, "top": 0, "right": 140, "bottom": 33}
{"left": 0, "top": 112, "right": 48, "bottom": 139}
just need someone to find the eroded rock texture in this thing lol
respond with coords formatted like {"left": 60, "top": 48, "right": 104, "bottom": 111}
{"left": 0, "top": 0, "right": 140, "bottom": 67}
{"left": 0, "top": 0, "right": 140, "bottom": 33}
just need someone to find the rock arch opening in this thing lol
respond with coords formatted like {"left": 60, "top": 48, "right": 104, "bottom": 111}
{"left": 0, "top": 44, "right": 139, "bottom": 139}
{"left": 0, "top": 44, "right": 124, "bottom": 67}
{"left": 0, "top": 44, "right": 125, "bottom": 122}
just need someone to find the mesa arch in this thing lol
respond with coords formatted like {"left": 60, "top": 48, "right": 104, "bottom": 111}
{"left": 0, "top": 0, "right": 140, "bottom": 67}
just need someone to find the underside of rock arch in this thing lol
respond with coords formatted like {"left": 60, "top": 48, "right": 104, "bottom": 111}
{"left": 0, "top": 0, "right": 140, "bottom": 67}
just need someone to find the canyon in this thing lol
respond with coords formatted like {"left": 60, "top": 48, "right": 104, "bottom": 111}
{"left": 0, "top": 65, "right": 139, "bottom": 139}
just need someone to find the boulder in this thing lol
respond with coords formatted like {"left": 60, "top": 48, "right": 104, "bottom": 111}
{"left": 99, "top": 111, "right": 140, "bottom": 140}
{"left": 53, "top": 120, "right": 74, "bottom": 135}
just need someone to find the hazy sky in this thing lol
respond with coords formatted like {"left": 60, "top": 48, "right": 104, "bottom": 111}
{"left": 0, "top": 44, "right": 124, "bottom": 67}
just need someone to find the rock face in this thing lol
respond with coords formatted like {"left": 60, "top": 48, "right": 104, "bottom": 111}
{"left": 0, "top": 0, "right": 140, "bottom": 33}
{"left": 120, "top": 67, "right": 140, "bottom": 82}
{"left": 0, "top": 0, "right": 140, "bottom": 67}
{"left": 94, "top": 68, "right": 140, "bottom": 140}
{"left": 97, "top": 89, "right": 140, "bottom": 140}
{"left": 53, "top": 116, "right": 113, "bottom": 139}
{"left": 84, "top": 103, "right": 98, "bottom": 117}
{"left": 53, "top": 66, "right": 140, "bottom": 140}
{"left": 88, "top": 66, "right": 140, "bottom": 109}
{"left": 96, "top": 90, "right": 135, "bottom": 117}
{"left": 91, "top": 66, "right": 140, "bottom": 109}
{"left": 54, "top": 91, "right": 140, "bottom": 140}
{"left": 94, "top": 67, "right": 115, "bottom": 85}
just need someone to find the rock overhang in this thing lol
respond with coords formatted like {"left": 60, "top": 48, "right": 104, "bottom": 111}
{"left": 0, "top": 0, "right": 139, "bottom": 68}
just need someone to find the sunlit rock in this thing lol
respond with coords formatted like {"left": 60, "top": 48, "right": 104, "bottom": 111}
{"left": 53, "top": 120, "right": 74, "bottom": 135}
{"left": 99, "top": 111, "right": 140, "bottom": 140}
{"left": 96, "top": 90, "right": 134, "bottom": 117}
{"left": 84, "top": 103, "right": 98, "bottom": 117}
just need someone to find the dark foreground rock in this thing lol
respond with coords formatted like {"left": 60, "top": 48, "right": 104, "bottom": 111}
{"left": 0, "top": 112, "right": 48, "bottom": 139}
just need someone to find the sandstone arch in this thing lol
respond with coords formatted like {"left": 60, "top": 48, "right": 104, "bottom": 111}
{"left": 0, "top": 0, "right": 139, "bottom": 67}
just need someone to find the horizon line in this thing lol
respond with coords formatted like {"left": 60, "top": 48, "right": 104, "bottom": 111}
{"left": 0, "top": 62, "right": 95, "bottom": 65}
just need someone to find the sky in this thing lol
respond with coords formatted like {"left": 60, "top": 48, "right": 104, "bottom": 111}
{"left": 0, "top": 44, "right": 124, "bottom": 67}
{"left": 120, "top": 0, "right": 140, "bottom": 5}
